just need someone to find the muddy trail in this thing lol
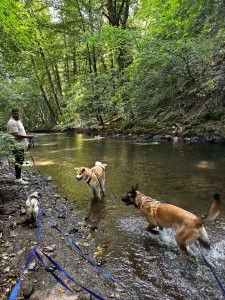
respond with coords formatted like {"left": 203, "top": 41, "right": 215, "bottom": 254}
{"left": 0, "top": 158, "right": 119, "bottom": 300}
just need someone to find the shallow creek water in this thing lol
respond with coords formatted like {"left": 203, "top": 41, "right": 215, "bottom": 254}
{"left": 27, "top": 133, "right": 225, "bottom": 299}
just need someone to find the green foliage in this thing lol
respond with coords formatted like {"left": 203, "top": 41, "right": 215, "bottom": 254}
{"left": 0, "top": 0, "right": 225, "bottom": 129}
{"left": 0, "top": 0, "right": 38, "bottom": 68}
{"left": 0, "top": 132, "right": 17, "bottom": 162}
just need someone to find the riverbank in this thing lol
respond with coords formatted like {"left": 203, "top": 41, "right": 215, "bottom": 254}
{"left": 0, "top": 157, "right": 118, "bottom": 300}
{"left": 54, "top": 119, "right": 225, "bottom": 144}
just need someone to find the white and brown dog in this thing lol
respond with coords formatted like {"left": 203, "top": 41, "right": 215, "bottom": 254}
{"left": 75, "top": 161, "right": 107, "bottom": 198}
{"left": 122, "top": 184, "right": 221, "bottom": 256}
{"left": 26, "top": 192, "right": 40, "bottom": 225}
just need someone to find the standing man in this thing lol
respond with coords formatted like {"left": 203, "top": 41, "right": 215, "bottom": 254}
{"left": 7, "top": 108, "right": 34, "bottom": 184}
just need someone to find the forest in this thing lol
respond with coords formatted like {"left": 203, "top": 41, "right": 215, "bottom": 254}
{"left": 0, "top": 0, "right": 225, "bottom": 136}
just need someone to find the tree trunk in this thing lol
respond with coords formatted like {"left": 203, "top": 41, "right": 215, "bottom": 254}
{"left": 39, "top": 45, "right": 62, "bottom": 116}
{"left": 52, "top": 63, "right": 64, "bottom": 106}
{"left": 30, "top": 56, "right": 57, "bottom": 125}
{"left": 105, "top": 0, "right": 133, "bottom": 119}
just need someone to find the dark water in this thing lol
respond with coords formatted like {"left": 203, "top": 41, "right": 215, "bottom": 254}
{"left": 27, "top": 133, "right": 225, "bottom": 299}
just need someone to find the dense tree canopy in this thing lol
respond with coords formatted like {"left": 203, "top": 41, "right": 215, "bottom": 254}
{"left": 0, "top": 0, "right": 224, "bottom": 130}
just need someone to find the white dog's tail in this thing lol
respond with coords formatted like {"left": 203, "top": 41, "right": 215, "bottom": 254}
{"left": 95, "top": 161, "right": 107, "bottom": 169}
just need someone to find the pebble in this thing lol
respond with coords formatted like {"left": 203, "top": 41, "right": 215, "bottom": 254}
{"left": 28, "top": 262, "right": 36, "bottom": 270}
{"left": 17, "top": 250, "right": 24, "bottom": 255}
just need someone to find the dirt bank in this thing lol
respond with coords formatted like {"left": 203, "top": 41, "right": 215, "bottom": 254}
{"left": 0, "top": 158, "right": 119, "bottom": 300}
{"left": 59, "top": 119, "right": 225, "bottom": 144}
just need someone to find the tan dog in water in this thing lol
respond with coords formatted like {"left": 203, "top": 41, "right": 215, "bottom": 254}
{"left": 75, "top": 161, "right": 107, "bottom": 198}
{"left": 122, "top": 184, "right": 220, "bottom": 256}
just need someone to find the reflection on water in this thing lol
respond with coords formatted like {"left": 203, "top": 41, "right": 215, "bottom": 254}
{"left": 27, "top": 133, "right": 225, "bottom": 299}
{"left": 196, "top": 160, "right": 215, "bottom": 169}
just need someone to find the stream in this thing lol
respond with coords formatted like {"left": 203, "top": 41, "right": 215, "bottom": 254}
{"left": 26, "top": 133, "right": 225, "bottom": 299}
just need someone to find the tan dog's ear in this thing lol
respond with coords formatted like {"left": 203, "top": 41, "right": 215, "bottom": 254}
{"left": 82, "top": 168, "right": 86, "bottom": 172}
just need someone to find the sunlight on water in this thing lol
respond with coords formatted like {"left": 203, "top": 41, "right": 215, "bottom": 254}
{"left": 34, "top": 160, "right": 56, "bottom": 166}
{"left": 196, "top": 160, "right": 215, "bottom": 169}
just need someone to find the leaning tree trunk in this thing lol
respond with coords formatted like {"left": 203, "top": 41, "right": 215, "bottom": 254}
{"left": 39, "top": 45, "right": 62, "bottom": 116}
{"left": 30, "top": 56, "right": 58, "bottom": 125}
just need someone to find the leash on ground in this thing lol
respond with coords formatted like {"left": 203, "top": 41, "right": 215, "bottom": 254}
{"left": 28, "top": 149, "right": 43, "bottom": 176}
{"left": 93, "top": 170, "right": 104, "bottom": 193}
{"left": 26, "top": 137, "right": 43, "bottom": 176}
{"left": 195, "top": 242, "right": 225, "bottom": 295}
{"left": 9, "top": 197, "right": 117, "bottom": 300}
{"left": 38, "top": 206, "right": 117, "bottom": 297}
{"left": 35, "top": 249, "right": 106, "bottom": 300}
{"left": 9, "top": 210, "right": 41, "bottom": 300}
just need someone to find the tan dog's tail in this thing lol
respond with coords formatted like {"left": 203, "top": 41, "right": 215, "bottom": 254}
{"left": 196, "top": 194, "right": 221, "bottom": 249}
{"left": 95, "top": 161, "right": 107, "bottom": 169}
{"left": 198, "top": 194, "right": 221, "bottom": 225}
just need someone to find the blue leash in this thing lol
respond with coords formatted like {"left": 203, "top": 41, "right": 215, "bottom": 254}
{"left": 9, "top": 209, "right": 41, "bottom": 300}
{"left": 35, "top": 249, "right": 106, "bottom": 300}
{"left": 9, "top": 199, "right": 117, "bottom": 300}
{"left": 9, "top": 245, "right": 38, "bottom": 300}
{"left": 38, "top": 207, "right": 117, "bottom": 299}
{"left": 196, "top": 242, "right": 225, "bottom": 295}
{"left": 39, "top": 207, "right": 116, "bottom": 284}
{"left": 35, "top": 250, "right": 76, "bottom": 295}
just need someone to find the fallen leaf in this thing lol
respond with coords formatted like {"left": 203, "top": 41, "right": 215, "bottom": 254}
{"left": 94, "top": 246, "right": 103, "bottom": 255}
{"left": 59, "top": 288, "right": 65, "bottom": 293}
{"left": 0, "top": 243, "right": 5, "bottom": 247}
{"left": 73, "top": 285, "right": 82, "bottom": 292}
{"left": 83, "top": 243, "right": 90, "bottom": 247}
{"left": 34, "top": 279, "right": 38, "bottom": 283}
{"left": 10, "top": 234, "right": 17, "bottom": 237}
{"left": 4, "top": 267, "right": 10, "bottom": 272}
{"left": 11, "top": 280, "right": 16, "bottom": 284}
{"left": 110, "top": 292, "right": 120, "bottom": 298}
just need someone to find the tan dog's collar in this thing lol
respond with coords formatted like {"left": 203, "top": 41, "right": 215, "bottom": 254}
{"left": 85, "top": 172, "right": 92, "bottom": 185}
{"left": 138, "top": 196, "right": 148, "bottom": 209}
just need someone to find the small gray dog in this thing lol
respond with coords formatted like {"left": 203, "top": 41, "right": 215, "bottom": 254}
{"left": 26, "top": 192, "right": 40, "bottom": 225}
